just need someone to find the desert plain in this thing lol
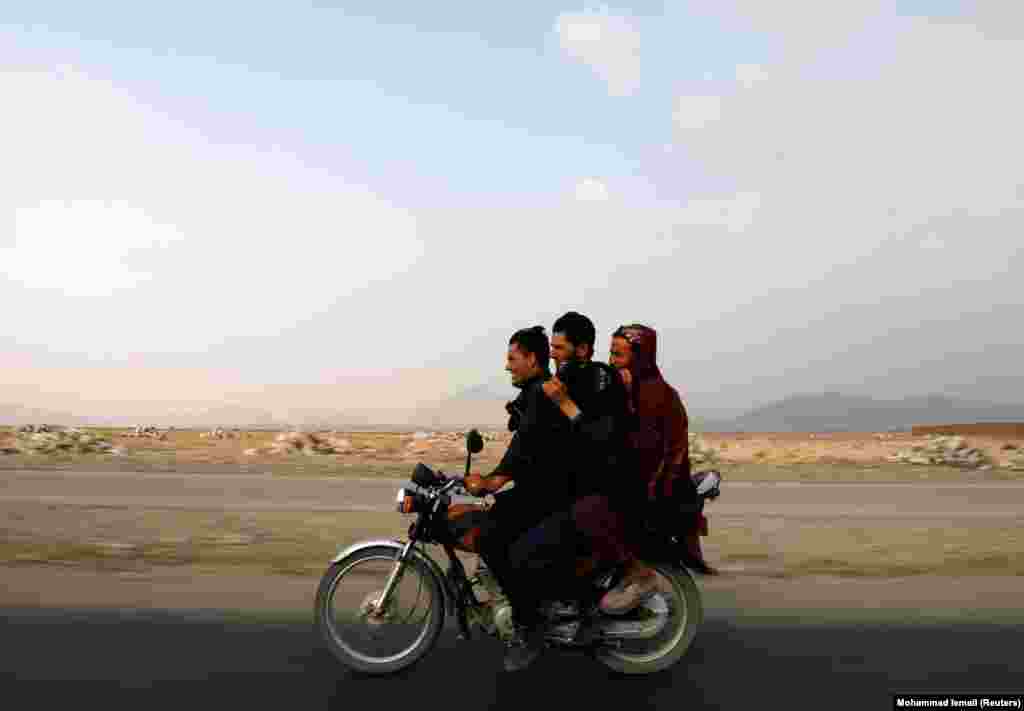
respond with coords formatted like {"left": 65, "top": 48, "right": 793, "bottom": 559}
{"left": 2, "top": 424, "right": 1024, "bottom": 623}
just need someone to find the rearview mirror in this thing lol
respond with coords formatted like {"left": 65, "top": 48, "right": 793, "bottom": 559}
{"left": 466, "top": 429, "right": 484, "bottom": 454}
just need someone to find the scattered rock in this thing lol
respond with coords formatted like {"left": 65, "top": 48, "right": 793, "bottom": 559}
{"left": 17, "top": 424, "right": 61, "bottom": 434}
{"left": 888, "top": 434, "right": 993, "bottom": 469}
{"left": 13, "top": 428, "right": 118, "bottom": 455}
{"left": 689, "top": 433, "right": 719, "bottom": 466}
{"left": 200, "top": 427, "right": 238, "bottom": 440}
{"left": 1005, "top": 448, "right": 1024, "bottom": 471}
{"left": 250, "top": 431, "right": 351, "bottom": 456}
{"left": 327, "top": 437, "right": 352, "bottom": 452}
{"left": 126, "top": 425, "right": 168, "bottom": 440}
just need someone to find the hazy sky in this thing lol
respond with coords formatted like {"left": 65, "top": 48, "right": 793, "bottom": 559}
{"left": 2, "top": 1, "right": 1022, "bottom": 421}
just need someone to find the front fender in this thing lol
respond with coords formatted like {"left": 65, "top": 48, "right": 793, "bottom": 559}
{"left": 330, "top": 539, "right": 457, "bottom": 619}
{"left": 330, "top": 538, "right": 406, "bottom": 565}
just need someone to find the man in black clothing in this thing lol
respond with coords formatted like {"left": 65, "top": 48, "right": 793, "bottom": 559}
{"left": 463, "top": 325, "right": 575, "bottom": 672}
{"left": 491, "top": 312, "right": 638, "bottom": 670}
{"left": 549, "top": 315, "right": 659, "bottom": 614}
{"left": 546, "top": 311, "right": 634, "bottom": 502}
{"left": 506, "top": 312, "right": 657, "bottom": 622}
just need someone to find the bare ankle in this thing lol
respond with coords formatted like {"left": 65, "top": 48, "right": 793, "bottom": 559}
{"left": 625, "top": 561, "right": 655, "bottom": 580}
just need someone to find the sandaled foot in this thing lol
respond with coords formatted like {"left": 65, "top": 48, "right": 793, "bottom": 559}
{"left": 598, "top": 568, "right": 659, "bottom": 616}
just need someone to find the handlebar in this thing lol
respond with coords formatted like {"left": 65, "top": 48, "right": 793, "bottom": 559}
{"left": 411, "top": 463, "right": 479, "bottom": 497}
{"left": 437, "top": 472, "right": 470, "bottom": 496}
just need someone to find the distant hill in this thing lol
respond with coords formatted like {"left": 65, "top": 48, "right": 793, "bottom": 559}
{"left": 699, "top": 392, "right": 1024, "bottom": 433}
{"left": 407, "top": 377, "right": 517, "bottom": 430}
{"left": 411, "top": 398, "right": 511, "bottom": 430}
{"left": 452, "top": 378, "right": 517, "bottom": 402}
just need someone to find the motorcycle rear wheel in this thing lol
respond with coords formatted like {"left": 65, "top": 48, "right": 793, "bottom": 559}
{"left": 315, "top": 545, "right": 446, "bottom": 675}
{"left": 592, "top": 562, "right": 703, "bottom": 675}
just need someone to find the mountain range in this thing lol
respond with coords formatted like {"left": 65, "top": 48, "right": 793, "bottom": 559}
{"left": 697, "top": 392, "right": 1024, "bottom": 433}
{"left": 416, "top": 381, "right": 1024, "bottom": 433}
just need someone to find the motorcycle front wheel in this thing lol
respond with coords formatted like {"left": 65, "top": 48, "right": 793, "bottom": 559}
{"left": 315, "top": 545, "right": 446, "bottom": 675}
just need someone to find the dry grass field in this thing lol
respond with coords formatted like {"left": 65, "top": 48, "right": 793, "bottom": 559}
{"left": 2, "top": 425, "right": 1023, "bottom": 588}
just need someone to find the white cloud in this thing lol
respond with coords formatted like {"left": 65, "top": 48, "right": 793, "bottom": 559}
{"left": 554, "top": 8, "right": 642, "bottom": 96}
{"left": 735, "top": 63, "right": 768, "bottom": 89}
{"left": 689, "top": 1, "right": 890, "bottom": 62}
{"left": 666, "top": 16, "right": 1024, "bottom": 282}
{"left": 672, "top": 94, "right": 722, "bottom": 131}
{"left": 574, "top": 177, "right": 610, "bottom": 202}
{"left": 3, "top": 200, "right": 184, "bottom": 296}
{"left": 2, "top": 64, "right": 425, "bottom": 348}
{"left": 675, "top": 192, "right": 761, "bottom": 233}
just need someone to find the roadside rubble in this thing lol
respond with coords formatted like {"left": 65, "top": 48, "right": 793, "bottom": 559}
{"left": 241, "top": 429, "right": 508, "bottom": 458}
{"left": 123, "top": 425, "right": 169, "bottom": 440}
{"left": 243, "top": 431, "right": 353, "bottom": 457}
{"left": 1003, "top": 445, "right": 1024, "bottom": 471}
{"left": 11, "top": 427, "right": 124, "bottom": 456}
{"left": 888, "top": 435, "right": 993, "bottom": 469}
{"left": 200, "top": 427, "right": 242, "bottom": 440}
{"left": 689, "top": 433, "right": 719, "bottom": 466}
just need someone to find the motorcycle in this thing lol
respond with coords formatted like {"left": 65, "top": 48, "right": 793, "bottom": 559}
{"left": 315, "top": 428, "right": 722, "bottom": 676}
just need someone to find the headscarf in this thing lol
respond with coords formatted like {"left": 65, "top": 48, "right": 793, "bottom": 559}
{"left": 614, "top": 325, "right": 660, "bottom": 379}
{"left": 612, "top": 324, "right": 692, "bottom": 496}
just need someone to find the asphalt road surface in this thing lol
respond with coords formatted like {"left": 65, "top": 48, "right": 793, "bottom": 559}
{"left": 3, "top": 468, "right": 1024, "bottom": 518}
{"left": 3, "top": 469, "right": 1022, "bottom": 708}
{"left": 2, "top": 607, "right": 1020, "bottom": 710}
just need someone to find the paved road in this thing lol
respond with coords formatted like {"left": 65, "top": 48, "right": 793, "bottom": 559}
{"left": 2, "top": 606, "right": 1020, "bottom": 709}
{"left": 2, "top": 468, "right": 1024, "bottom": 519}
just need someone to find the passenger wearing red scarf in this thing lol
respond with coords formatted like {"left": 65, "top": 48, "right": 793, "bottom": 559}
{"left": 608, "top": 324, "right": 716, "bottom": 577}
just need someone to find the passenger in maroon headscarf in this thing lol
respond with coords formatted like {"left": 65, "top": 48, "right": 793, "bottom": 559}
{"left": 606, "top": 324, "right": 716, "bottom": 580}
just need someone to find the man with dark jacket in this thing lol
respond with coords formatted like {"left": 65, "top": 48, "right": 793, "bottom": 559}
{"left": 546, "top": 311, "right": 635, "bottom": 501}
{"left": 500, "top": 312, "right": 636, "bottom": 577}
{"left": 541, "top": 313, "right": 659, "bottom": 614}
{"left": 463, "top": 325, "right": 575, "bottom": 671}
{"left": 493, "top": 312, "right": 654, "bottom": 664}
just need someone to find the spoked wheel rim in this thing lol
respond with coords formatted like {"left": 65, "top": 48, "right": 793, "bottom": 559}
{"left": 321, "top": 554, "right": 438, "bottom": 666}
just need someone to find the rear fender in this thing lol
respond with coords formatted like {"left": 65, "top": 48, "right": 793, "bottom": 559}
{"left": 331, "top": 539, "right": 457, "bottom": 619}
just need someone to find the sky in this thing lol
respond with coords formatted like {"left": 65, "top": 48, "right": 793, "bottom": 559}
{"left": 2, "top": 1, "right": 1022, "bottom": 424}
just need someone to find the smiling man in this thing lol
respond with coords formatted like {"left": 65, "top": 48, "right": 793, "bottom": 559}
{"left": 543, "top": 311, "right": 659, "bottom": 615}
{"left": 463, "top": 325, "right": 575, "bottom": 672}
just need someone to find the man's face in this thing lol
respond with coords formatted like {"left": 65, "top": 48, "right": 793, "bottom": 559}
{"left": 551, "top": 333, "right": 590, "bottom": 366}
{"left": 506, "top": 343, "right": 539, "bottom": 385}
{"left": 609, "top": 336, "right": 633, "bottom": 370}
